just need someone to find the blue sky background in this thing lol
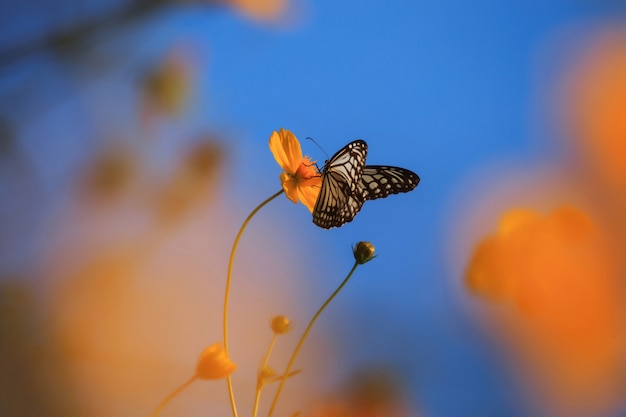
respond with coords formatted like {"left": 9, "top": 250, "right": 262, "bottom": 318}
{"left": 1, "top": 1, "right": 626, "bottom": 416}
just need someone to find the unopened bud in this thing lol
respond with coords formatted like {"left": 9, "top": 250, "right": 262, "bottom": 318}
{"left": 195, "top": 342, "right": 236, "bottom": 380}
{"left": 270, "top": 315, "right": 293, "bottom": 335}
{"left": 353, "top": 241, "right": 376, "bottom": 264}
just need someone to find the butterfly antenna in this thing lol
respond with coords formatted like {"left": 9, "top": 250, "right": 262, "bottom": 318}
{"left": 305, "top": 137, "right": 329, "bottom": 161}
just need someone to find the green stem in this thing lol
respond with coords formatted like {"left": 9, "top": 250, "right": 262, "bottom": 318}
{"left": 151, "top": 375, "right": 197, "bottom": 417}
{"left": 267, "top": 261, "right": 360, "bottom": 417}
{"left": 224, "top": 189, "right": 284, "bottom": 417}
{"left": 252, "top": 333, "right": 278, "bottom": 417}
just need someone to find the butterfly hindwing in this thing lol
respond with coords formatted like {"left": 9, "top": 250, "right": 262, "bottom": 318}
{"left": 333, "top": 193, "right": 366, "bottom": 227}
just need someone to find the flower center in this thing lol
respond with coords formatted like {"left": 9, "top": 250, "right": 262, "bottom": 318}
{"left": 295, "top": 157, "right": 318, "bottom": 181}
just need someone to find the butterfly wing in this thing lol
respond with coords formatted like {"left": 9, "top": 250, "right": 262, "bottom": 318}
{"left": 332, "top": 192, "right": 367, "bottom": 227}
{"left": 312, "top": 143, "right": 420, "bottom": 229}
{"left": 312, "top": 140, "right": 368, "bottom": 229}
{"left": 333, "top": 166, "right": 420, "bottom": 225}
{"left": 359, "top": 166, "right": 420, "bottom": 201}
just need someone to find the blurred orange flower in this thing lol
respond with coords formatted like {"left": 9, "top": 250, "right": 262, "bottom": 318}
{"left": 466, "top": 205, "right": 625, "bottom": 413}
{"left": 562, "top": 28, "right": 626, "bottom": 194}
{"left": 195, "top": 342, "right": 237, "bottom": 380}
{"left": 269, "top": 128, "right": 321, "bottom": 213}
{"left": 227, "top": 0, "right": 288, "bottom": 21}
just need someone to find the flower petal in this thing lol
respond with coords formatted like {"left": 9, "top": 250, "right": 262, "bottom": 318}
{"left": 269, "top": 130, "right": 289, "bottom": 172}
{"left": 269, "top": 128, "right": 302, "bottom": 175}
{"left": 280, "top": 173, "right": 299, "bottom": 204}
{"left": 297, "top": 177, "right": 322, "bottom": 213}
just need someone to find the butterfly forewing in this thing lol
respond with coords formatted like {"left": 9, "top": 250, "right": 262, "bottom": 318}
{"left": 359, "top": 166, "right": 420, "bottom": 200}
{"left": 324, "top": 140, "right": 368, "bottom": 192}
{"left": 333, "top": 166, "right": 419, "bottom": 226}
{"left": 312, "top": 140, "right": 368, "bottom": 229}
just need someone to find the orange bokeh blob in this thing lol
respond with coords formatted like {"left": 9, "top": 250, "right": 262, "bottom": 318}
{"left": 466, "top": 205, "right": 625, "bottom": 414}
{"left": 562, "top": 28, "right": 626, "bottom": 194}
{"left": 227, "top": 0, "right": 289, "bottom": 21}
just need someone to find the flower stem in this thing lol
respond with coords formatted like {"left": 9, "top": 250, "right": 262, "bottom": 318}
{"left": 267, "top": 261, "right": 360, "bottom": 417}
{"left": 252, "top": 333, "right": 278, "bottom": 417}
{"left": 224, "top": 189, "right": 284, "bottom": 417}
{"left": 151, "top": 375, "right": 197, "bottom": 417}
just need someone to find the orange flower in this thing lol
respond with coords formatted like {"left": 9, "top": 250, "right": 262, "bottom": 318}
{"left": 227, "top": 0, "right": 288, "bottom": 21}
{"left": 466, "top": 205, "right": 625, "bottom": 413}
{"left": 269, "top": 128, "right": 321, "bottom": 213}
{"left": 561, "top": 28, "right": 626, "bottom": 194}
{"left": 195, "top": 342, "right": 236, "bottom": 380}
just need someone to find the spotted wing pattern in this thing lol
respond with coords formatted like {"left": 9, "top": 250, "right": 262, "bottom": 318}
{"left": 358, "top": 166, "right": 420, "bottom": 201}
{"left": 334, "top": 166, "right": 420, "bottom": 226}
{"left": 312, "top": 140, "right": 368, "bottom": 229}
{"left": 312, "top": 142, "right": 420, "bottom": 229}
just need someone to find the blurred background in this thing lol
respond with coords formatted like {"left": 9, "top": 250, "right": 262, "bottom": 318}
{"left": 1, "top": 1, "right": 626, "bottom": 416}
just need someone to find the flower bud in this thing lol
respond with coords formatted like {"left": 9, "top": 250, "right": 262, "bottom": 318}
{"left": 353, "top": 241, "right": 376, "bottom": 264}
{"left": 270, "top": 315, "right": 293, "bottom": 335}
{"left": 195, "top": 342, "right": 236, "bottom": 380}
{"left": 258, "top": 365, "right": 277, "bottom": 387}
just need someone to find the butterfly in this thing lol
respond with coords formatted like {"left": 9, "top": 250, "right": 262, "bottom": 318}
{"left": 312, "top": 140, "right": 420, "bottom": 229}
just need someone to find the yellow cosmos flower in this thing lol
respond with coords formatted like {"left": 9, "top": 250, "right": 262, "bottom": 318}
{"left": 562, "top": 29, "right": 626, "bottom": 195}
{"left": 227, "top": 0, "right": 288, "bottom": 21}
{"left": 466, "top": 205, "right": 625, "bottom": 413}
{"left": 269, "top": 128, "right": 322, "bottom": 212}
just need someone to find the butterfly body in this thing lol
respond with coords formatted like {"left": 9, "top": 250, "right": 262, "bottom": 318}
{"left": 312, "top": 141, "right": 419, "bottom": 229}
